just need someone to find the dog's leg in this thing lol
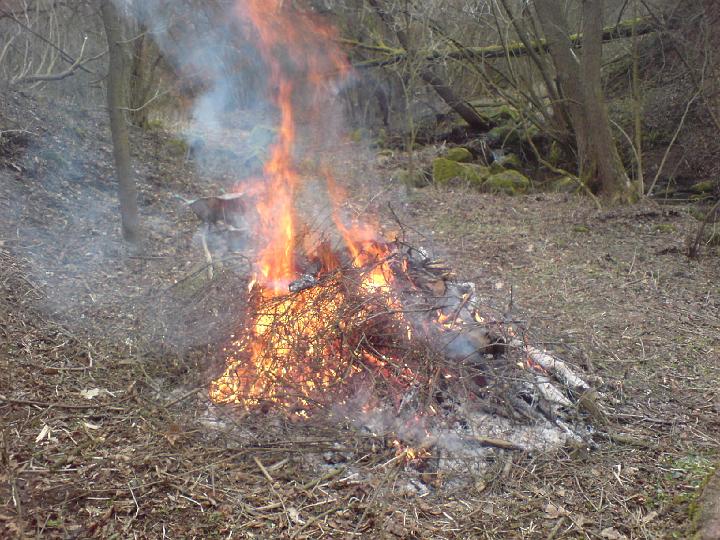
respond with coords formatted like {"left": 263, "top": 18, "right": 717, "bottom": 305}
{"left": 201, "top": 224, "right": 214, "bottom": 280}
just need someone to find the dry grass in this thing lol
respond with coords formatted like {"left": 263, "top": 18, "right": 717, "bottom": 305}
{"left": 1, "top": 88, "right": 719, "bottom": 538}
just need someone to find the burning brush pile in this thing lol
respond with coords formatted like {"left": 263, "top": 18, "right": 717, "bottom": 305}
{"left": 187, "top": 1, "right": 598, "bottom": 461}
{"left": 208, "top": 220, "right": 596, "bottom": 454}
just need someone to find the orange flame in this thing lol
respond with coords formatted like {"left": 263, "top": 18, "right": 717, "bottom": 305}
{"left": 210, "top": 1, "right": 407, "bottom": 408}
{"left": 235, "top": 0, "right": 350, "bottom": 294}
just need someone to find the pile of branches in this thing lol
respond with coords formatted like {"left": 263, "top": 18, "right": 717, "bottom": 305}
{"left": 210, "top": 240, "right": 599, "bottom": 445}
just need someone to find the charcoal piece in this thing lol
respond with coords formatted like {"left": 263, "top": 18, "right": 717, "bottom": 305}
{"left": 289, "top": 274, "right": 318, "bottom": 293}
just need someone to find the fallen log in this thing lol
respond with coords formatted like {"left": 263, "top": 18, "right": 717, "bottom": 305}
{"left": 350, "top": 17, "right": 655, "bottom": 68}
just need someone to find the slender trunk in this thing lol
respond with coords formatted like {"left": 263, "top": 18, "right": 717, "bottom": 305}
{"left": 101, "top": 0, "right": 139, "bottom": 242}
{"left": 534, "top": 0, "right": 588, "bottom": 161}
{"left": 535, "top": 0, "right": 634, "bottom": 202}
{"left": 632, "top": 0, "right": 644, "bottom": 196}
{"left": 579, "top": 0, "right": 634, "bottom": 201}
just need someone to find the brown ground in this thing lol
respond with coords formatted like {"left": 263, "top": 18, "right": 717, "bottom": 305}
{"left": 1, "top": 90, "right": 719, "bottom": 539}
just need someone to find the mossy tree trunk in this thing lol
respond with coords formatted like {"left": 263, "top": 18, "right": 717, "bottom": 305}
{"left": 534, "top": 0, "right": 635, "bottom": 202}
{"left": 101, "top": 0, "right": 140, "bottom": 242}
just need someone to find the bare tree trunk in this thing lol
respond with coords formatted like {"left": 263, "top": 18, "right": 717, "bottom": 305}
{"left": 535, "top": 0, "right": 635, "bottom": 202}
{"left": 101, "top": 0, "right": 140, "bottom": 242}
{"left": 579, "top": 0, "right": 634, "bottom": 201}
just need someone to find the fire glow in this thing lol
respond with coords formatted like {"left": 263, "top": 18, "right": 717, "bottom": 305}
{"left": 209, "top": 1, "right": 415, "bottom": 409}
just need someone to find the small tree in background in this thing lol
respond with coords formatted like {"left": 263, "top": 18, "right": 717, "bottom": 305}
{"left": 101, "top": 0, "right": 140, "bottom": 243}
{"left": 534, "top": 0, "right": 636, "bottom": 202}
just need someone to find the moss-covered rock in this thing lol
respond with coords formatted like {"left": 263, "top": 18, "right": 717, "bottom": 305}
{"left": 482, "top": 170, "right": 530, "bottom": 195}
{"left": 444, "top": 147, "right": 473, "bottom": 162}
{"left": 488, "top": 121, "right": 540, "bottom": 148}
{"left": 489, "top": 105, "right": 519, "bottom": 122}
{"left": 433, "top": 158, "right": 461, "bottom": 184}
{"left": 466, "top": 164, "right": 491, "bottom": 185}
{"left": 469, "top": 103, "right": 519, "bottom": 123}
{"left": 691, "top": 180, "right": 716, "bottom": 194}
{"left": 395, "top": 168, "right": 429, "bottom": 188}
{"left": 487, "top": 124, "right": 518, "bottom": 147}
{"left": 489, "top": 161, "right": 504, "bottom": 174}
{"left": 433, "top": 158, "right": 489, "bottom": 185}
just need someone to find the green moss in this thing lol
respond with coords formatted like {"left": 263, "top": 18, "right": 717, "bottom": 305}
{"left": 691, "top": 180, "right": 716, "bottom": 194}
{"left": 432, "top": 158, "right": 489, "bottom": 185}
{"left": 433, "top": 158, "right": 462, "bottom": 184}
{"left": 549, "top": 176, "right": 579, "bottom": 193}
{"left": 145, "top": 119, "right": 165, "bottom": 131}
{"left": 444, "top": 147, "right": 473, "bottom": 162}
{"left": 487, "top": 124, "right": 518, "bottom": 146}
{"left": 482, "top": 170, "right": 530, "bottom": 195}
{"left": 469, "top": 103, "right": 519, "bottom": 123}
{"left": 548, "top": 141, "right": 562, "bottom": 167}
{"left": 395, "top": 168, "right": 429, "bottom": 188}
{"left": 573, "top": 225, "right": 591, "bottom": 233}
{"left": 350, "top": 128, "right": 369, "bottom": 143}
{"left": 466, "top": 164, "right": 491, "bottom": 185}
{"left": 654, "top": 223, "right": 677, "bottom": 233}
{"left": 490, "top": 105, "right": 519, "bottom": 122}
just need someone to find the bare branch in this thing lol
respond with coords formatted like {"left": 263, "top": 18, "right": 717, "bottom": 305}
{"left": 0, "top": 7, "right": 96, "bottom": 75}
{"left": 12, "top": 36, "right": 99, "bottom": 84}
{"left": 646, "top": 90, "right": 700, "bottom": 196}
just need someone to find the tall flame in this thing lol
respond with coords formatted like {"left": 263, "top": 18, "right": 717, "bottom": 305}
{"left": 236, "top": 0, "right": 350, "bottom": 294}
{"left": 210, "top": 1, "right": 400, "bottom": 408}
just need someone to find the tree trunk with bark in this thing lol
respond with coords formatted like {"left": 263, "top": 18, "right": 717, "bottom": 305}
{"left": 101, "top": 0, "right": 140, "bottom": 242}
{"left": 534, "top": 0, "right": 635, "bottom": 202}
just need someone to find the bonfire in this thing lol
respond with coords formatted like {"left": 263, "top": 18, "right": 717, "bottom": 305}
{"left": 202, "top": 0, "right": 596, "bottom": 456}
